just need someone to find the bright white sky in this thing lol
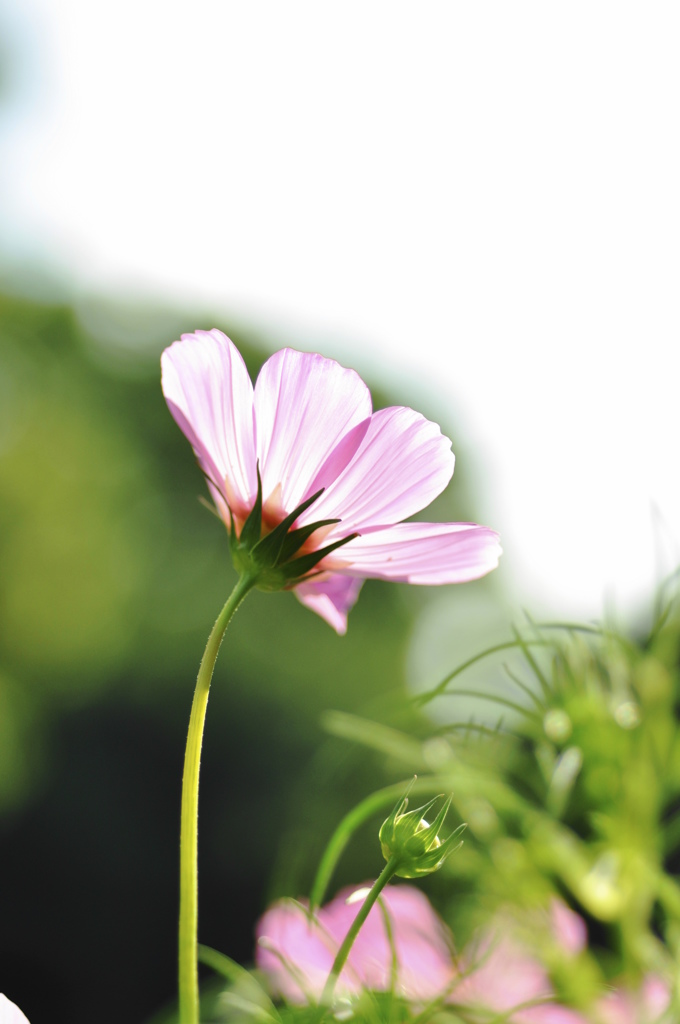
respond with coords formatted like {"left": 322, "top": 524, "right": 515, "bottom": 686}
{"left": 1, "top": 2, "right": 679, "bottom": 626}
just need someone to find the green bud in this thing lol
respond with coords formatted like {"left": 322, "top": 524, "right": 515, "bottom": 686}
{"left": 379, "top": 780, "right": 466, "bottom": 878}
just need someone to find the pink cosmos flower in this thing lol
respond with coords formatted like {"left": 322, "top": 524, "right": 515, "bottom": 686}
{"left": 255, "top": 883, "right": 456, "bottom": 1003}
{"left": 0, "top": 995, "right": 30, "bottom": 1024}
{"left": 161, "top": 330, "right": 501, "bottom": 633}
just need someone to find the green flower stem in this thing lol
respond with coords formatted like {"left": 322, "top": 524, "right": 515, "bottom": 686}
{"left": 179, "top": 572, "right": 259, "bottom": 1024}
{"left": 320, "top": 856, "right": 400, "bottom": 1008}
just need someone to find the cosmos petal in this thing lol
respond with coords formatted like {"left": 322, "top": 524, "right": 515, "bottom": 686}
{"left": 294, "top": 575, "right": 364, "bottom": 635}
{"left": 0, "top": 995, "right": 31, "bottom": 1024}
{"left": 254, "top": 348, "right": 372, "bottom": 514}
{"left": 161, "top": 329, "right": 257, "bottom": 520}
{"left": 299, "top": 407, "right": 455, "bottom": 531}
{"left": 339, "top": 522, "right": 502, "bottom": 583}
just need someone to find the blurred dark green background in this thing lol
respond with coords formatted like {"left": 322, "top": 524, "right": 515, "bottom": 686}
{"left": 0, "top": 288, "right": 495, "bottom": 1023}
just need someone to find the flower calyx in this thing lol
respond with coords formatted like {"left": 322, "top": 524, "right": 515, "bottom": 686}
{"left": 379, "top": 780, "right": 465, "bottom": 879}
{"left": 229, "top": 466, "right": 358, "bottom": 591}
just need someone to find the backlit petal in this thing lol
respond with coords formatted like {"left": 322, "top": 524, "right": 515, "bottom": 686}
{"left": 339, "top": 522, "right": 502, "bottom": 583}
{"left": 161, "top": 329, "right": 257, "bottom": 520}
{"left": 0, "top": 995, "right": 30, "bottom": 1024}
{"left": 294, "top": 575, "right": 364, "bottom": 635}
{"left": 299, "top": 407, "right": 454, "bottom": 531}
{"left": 254, "top": 349, "right": 372, "bottom": 513}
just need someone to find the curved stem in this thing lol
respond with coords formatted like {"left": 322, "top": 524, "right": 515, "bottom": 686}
{"left": 179, "top": 572, "right": 258, "bottom": 1024}
{"left": 320, "top": 857, "right": 399, "bottom": 1008}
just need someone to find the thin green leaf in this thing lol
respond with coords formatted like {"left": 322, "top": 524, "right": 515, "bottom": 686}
{"left": 416, "top": 639, "right": 551, "bottom": 707}
{"left": 322, "top": 710, "right": 425, "bottom": 766}
{"left": 434, "top": 721, "right": 511, "bottom": 740}
{"left": 511, "top": 625, "right": 552, "bottom": 700}
{"left": 435, "top": 688, "right": 541, "bottom": 721}
{"left": 502, "top": 663, "right": 546, "bottom": 714}
{"left": 197, "top": 944, "right": 282, "bottom": 1024}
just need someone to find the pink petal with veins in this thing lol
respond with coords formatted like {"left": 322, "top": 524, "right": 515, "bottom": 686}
{"left": 339, "top": 522, "right": 502, "bottom": 583}
{"left": 254, "top": 348, "right": 372, "bottom": 512}
{"left": 161, "top": 330, "right": 257, "bottom": 521}
{"left": 300, "top": 407, "right": 454, "bottom": 532}
{"left": 294, "top": 576, "right": 364, "bottom": 635}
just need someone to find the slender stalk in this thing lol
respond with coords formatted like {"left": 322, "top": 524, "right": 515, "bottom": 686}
{"left": 179, "top": 572, "right": 258, "bottom": 1024}
{"left": 320, "top": 857, "right": 399, "bottom": 1008}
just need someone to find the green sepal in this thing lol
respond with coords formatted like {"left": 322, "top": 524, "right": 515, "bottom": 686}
{"left": 250, "top": 488, "right": 326, "bottom": 566}
{"left": 274, "top": 532, "right": 358, "bottom": 584}
{"left": 379, "top": 782, "right": 463, "bottom": 878}
{"left": 238, "top": 464, "right": 263, "bottom": 551}
{"left": 404, "top": 796, "right": 452, "bottom": 854}
{"left": 379, "top": 778, "right": 415, "bottom": 836}
{"left": 275, "top": 518, "right": 341, "bottom": 564}
{"left": 398, "top": 822, "right": 466, "bottom": 878}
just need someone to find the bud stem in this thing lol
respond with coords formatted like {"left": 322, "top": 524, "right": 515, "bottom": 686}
{"left": 179, "top": 572, "right": 259, "bottom": 1024}
{"left": 320, "top": 855, "right": 400, "bottom": 1007}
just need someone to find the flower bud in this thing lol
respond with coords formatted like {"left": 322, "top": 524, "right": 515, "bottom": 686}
{"left": 379, "top": 782, "right": 465, "bottom": 878}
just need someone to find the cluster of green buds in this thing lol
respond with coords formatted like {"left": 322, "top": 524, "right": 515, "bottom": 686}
{"left": 229, "top": 467, "right": 357, "bottom": 591}
{"left": 379, "top": 780, "right": 466, "bottom": 878}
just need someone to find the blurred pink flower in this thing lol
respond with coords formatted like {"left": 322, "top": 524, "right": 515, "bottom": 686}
{"left": 455, "top": 902, "right": 672, "bottom": 1024}
{"left": 596, "top": 974, "right": 671, "bottom": 1024}
{"left": 550, "top": 898, "right": 587, "bottom": 956}
{"left": 0, "top": 995, "right": 30, "bottom": 1024}
{"left": 257, "top": 891, "right": 672, "bottom": 1021}
{"left": 162, "top": 330, "right": 501, "bottom": 633}
{"left": 255, "top": 883, "right": 456, "bottom": 1003}
{"left": 454, "top": 901, "right": 589, "bottom": 1024}
{"left": 454, "top": 936, "right": 588, "bottom": 1023}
